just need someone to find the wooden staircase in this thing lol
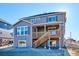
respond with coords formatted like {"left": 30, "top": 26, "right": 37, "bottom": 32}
{"left": 33, "top": 32, "right": 50, "bottom": 48}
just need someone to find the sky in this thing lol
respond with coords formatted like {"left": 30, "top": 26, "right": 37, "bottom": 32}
{"left": 0, "top": 3, "right": 79, "bottom": 40}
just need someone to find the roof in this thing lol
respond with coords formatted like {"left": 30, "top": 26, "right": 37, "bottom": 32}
{"left": 0, "top": 18, "right": 12, "bottom": 26}
{"left": 29, "top": 12, "right": 66, "bottom": 18}
{"left": 17, "top": 12, "right": 66, "bottom": 19}
{"left": 13, "top": 12, "right": 66, "bottom": 26}
{"left": 66, "top": 38, "right": 76, "bottom": 42}
{"left": 13, "top": 18, "right": 32, "bottom": 26}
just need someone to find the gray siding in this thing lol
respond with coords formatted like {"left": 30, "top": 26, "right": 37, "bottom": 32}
{"left": 14, "top": 21, "right": 32, "bottom": 48}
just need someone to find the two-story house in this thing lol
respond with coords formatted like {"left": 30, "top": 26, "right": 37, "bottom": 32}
{"left": 13, "top": 12, "right": 66, "bottom": 49}
{"left": 0, "top": 18, "right": 13, "bottom": 46}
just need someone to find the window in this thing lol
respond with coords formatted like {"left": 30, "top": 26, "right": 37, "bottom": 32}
{"left": 32, "top": 18, "right": 41, "bottom": 24}
{"left": 18, "top": 40, "right": 27, "bottom": 47}
{"left": 16, "top": 26, "right": 29, "bottom": 36}
{"left": 32, "top": 19, "right": 36, "bottom": 24}
{"left": 47, "top": 16, "right": 57, "bottom": 22}
{"left": 50, "top": 31, "right": 57, "bottom": 35}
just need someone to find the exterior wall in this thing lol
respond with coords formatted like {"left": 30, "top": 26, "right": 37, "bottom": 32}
{"left": 14, "top": 21, "right": 32, "bottom": 48}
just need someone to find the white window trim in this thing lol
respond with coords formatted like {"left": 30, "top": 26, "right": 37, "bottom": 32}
{"left": 16, "top": 26, "right": 29, "bottom": 36}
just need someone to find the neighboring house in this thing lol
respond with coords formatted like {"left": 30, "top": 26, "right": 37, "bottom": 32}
{"left": 0, "top": 18, "right": 13, "bottom": 46}
{"left": 65, "top": 38, "right": 77, "bottom": 48}
{"left": 65, "top": 38, "right": 76, "bottom": 44}
{"left": 14, "top": 12, "right": 66, "bottom": 49}
{"left": 0, "top": 18, "right": 12, "bottom": 30}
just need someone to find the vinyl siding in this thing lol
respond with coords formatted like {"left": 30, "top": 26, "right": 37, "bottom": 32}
{"left": 14, "top": 21, "right": 32, "bottom": 48}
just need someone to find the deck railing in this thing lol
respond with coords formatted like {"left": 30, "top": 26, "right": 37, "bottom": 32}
{"left": 32, "top": 30, "right": 61, "bottom": 39}
{"left": 32, "top": 32, "right": 44, "bottom": 39}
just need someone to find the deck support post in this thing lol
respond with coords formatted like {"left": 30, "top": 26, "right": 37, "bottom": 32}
{"left": 44, "top": 25, "right": 46, "bottom": 33}
{"left": 59, "top": 24, "right": 62, "bottom": 50}
{"left": 59, "top": 37, "right": 62, "bottom": 50}
{"left": 36, "top": 27, "right": 37, "bottom": 38}
{"left": 44, "top": 25, "right": 47, "bottom": 48}
{"left": 48, "top": 34, "right": 51, "bottom": 50}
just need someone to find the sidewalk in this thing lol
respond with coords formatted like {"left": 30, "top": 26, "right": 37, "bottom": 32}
{"left": 0, "top": 44, "right": 13, "bottom": 49}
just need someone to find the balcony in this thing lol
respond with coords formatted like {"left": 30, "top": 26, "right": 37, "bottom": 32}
{"left": 32, "top": 16, "right": 62, "bottom": 25}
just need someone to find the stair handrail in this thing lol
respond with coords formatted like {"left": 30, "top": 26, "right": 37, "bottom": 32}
{"left": 33, "top": 32, "right": 50, "bottom": 47}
